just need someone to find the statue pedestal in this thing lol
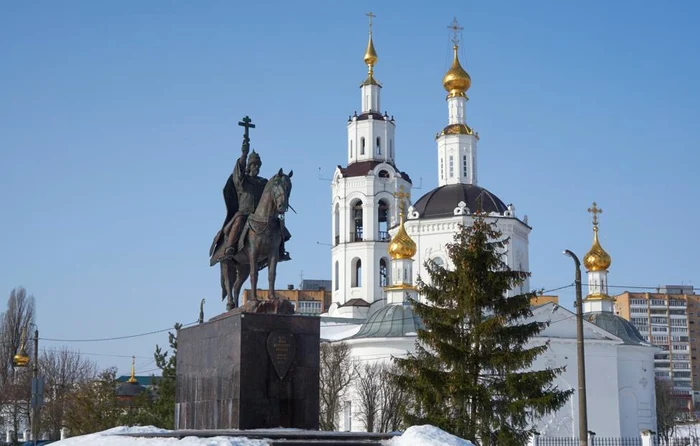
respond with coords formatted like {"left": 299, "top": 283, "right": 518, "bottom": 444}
{"left": 175, "top": 311, "right": 320, "bottom": 430}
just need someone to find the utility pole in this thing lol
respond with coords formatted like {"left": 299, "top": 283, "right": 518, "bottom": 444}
{"left": 32, "top": 328, "right": 39, "bottom": 446}
{"left": 564, "top": 250, "right": 589, "bottom": 446}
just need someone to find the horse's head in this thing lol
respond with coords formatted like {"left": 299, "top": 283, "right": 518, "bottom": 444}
{"left": 269, "top": 168, "right": 293, "bottom": 216}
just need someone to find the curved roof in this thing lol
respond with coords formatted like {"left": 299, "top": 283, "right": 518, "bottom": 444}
{"left": 116, "top": 381, "right": 146, "bottom": 398}
{"left": 338, "top": 161, "right": 412, "bottom": 184}
{"left": 584, "top": 312, "right": 649, "bottom": 346}
{"left": 412, "top": 184, "right": 508, "bottom": 220}
{"left": 351, "top": 304, "right": 422, "bottom": 339}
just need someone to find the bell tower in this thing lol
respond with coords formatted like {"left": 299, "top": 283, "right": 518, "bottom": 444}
{"left": 330, "top": 13, "right": 412, "bottom": 308}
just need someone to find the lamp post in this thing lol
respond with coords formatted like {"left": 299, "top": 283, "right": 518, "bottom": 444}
{"left": 563, "top": 250, "right": 588, "bottom": 446}
{"left": 12, "top": 326, "right": 40, "bottom": 446}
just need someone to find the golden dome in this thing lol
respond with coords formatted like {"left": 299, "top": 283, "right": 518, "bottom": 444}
{"left": 364, "top": 34, "right": 377, "bottom": 67}
{"left": 583, "top": 226, "right": 612, "bottom": 272}
{"left": 388, "top": 214, "right": 416, "bottom": 260}
{"left": 13, "top": 350, "right": 29, "bottom": 367}
{"left": 442, "top": 45, "right": 471, "bottom": 98}
{"left": 361, "top": 33, "right": 380, "bottom": 87}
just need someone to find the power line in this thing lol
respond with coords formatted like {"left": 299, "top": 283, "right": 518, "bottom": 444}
{"left": 39, "top": 321, "right": 196, "bottom": 343}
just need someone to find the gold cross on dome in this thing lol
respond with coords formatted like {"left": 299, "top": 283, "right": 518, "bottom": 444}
{"left": 587, "top": 202, "right": 603, "bottom": 226}
{"left": 393, "top": 185, "right": 411, "bottom": 214}
{"left": 366, "top": 12, "right": 376, "bottom": 33}
{"left": 448, "top": 17, "right": 463, "bottom": 46}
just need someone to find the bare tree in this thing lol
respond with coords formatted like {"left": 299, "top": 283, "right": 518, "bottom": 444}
{"left": 40, "top": 347, "right": 98, "bottom": 439}
{"left": 354, "top": 361, "right": 382, "bottom": 432}
{"left": 378, "top": 363, "right": 409, "bottom": 433}
{"left": 656, "top": 378, "right": 676, "bottom": 444}
{"left": 0, "top": 287, "right": 36, "bottom": 442}
{"left": 319, "top": 342, "right": 355, "bottom": 431}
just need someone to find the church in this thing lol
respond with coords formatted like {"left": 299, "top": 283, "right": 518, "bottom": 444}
{"left": 321, "top": 17, "right": 657, "bottom": 438}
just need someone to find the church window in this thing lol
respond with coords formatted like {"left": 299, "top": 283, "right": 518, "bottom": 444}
{"left": 334, "top": 203, "right": 340, "bottom": 246}
{"left": 403, "top": 268, "right": 407, "bottom": 281}
{"left": 360, "top": 137, "right": 366, "bottom": 155}
{"left": 432, "top": 257, "right": 444, "bottom": 268}
{"left": 380, "top": 258, "right": 388, "bottom": 287}
{"left": 352, "top": 200, "right": 363, "bottom": 242}
{"left": 376, "top": 137, "right": 381, "bottom": 155}
{"left": 389, "top": 139, "right": 393, "bottom": 158}
{"left": 462, "top": 155, "right": 467, "bottom": 177}
{"left": 449, "top": 156, "right": 454, "bottom": 178}
{"left": 440, "top": 158, "right": 444, "bottom": 180}
{"left": 352, "top": 259, "right": 362, "bottom": 287}
{"left": 350, "top": 140, "right": 353, "bottom": 158}
{"left": 378, "top": 199, "right": 389, "bottom": 241}
{"left": 334, "top": 261, "right": 339, "bottom": 290}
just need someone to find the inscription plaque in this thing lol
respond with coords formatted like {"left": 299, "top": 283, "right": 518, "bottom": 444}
{"left": 267, "top": 330, "right": 296, "bottom": 379}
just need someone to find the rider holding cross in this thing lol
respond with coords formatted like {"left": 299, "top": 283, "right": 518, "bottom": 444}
{"left": 210, "top": 117, "right": 291, "bottom": 266}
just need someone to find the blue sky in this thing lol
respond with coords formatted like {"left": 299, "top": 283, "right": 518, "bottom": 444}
{"left": 1, "top": 1, "right": 699, "bottom": 375}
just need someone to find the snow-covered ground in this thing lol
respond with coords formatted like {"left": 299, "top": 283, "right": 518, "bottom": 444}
{"left": 51, "top": 425, "right": 474, "bottom": 446}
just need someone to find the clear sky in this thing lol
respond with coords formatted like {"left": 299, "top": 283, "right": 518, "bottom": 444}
{"left": 1, "top": 1, "right": 699, "bottom": 375}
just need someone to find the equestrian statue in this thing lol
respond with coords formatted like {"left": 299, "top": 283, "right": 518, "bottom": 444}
{"left": 209, "top": 116, "right": 293, "bottom": 313}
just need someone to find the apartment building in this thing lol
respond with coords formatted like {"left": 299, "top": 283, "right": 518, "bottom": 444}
{"left": 615, "top": 285, "right": 699, "bottom": 407}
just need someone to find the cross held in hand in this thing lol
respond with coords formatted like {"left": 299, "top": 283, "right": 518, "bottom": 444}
{"left": 238, "top": 116, "right": 256, "bottom": 141}
{"left": 587, "top": 202, "right": 603, "bottom": 226}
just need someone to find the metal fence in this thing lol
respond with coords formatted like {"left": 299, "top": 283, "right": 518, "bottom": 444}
{"left": 537, "top": 437, "right": 699, "bottom": 446}
{"left": 538, "top": 438, "right": 642, "bottom": 446}
{"left": 654, "top": 438, "right": 700, "bottom": 446}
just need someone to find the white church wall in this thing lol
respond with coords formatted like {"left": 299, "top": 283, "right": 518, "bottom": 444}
{"left": 403, "top": 215, "right": 530, "bottom": 297}
{"left": 530, "top": 339, "right": 623, "bottom": 437}
{"left": 617, "top": 345, "right": 658, "bottom": 436}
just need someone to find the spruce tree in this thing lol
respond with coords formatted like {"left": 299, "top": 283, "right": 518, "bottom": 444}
{"left": 394, "top": 216, "right": 572, "bottom": 446}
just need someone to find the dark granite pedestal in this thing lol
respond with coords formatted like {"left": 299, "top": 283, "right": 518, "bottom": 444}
{"left": 175, "top": 311, "right": 320, "bottom": 430}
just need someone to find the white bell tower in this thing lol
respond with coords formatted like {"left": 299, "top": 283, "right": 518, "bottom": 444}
{"left": 583, "top": 202, "right": 614, "bottom": 314}
{"left": 330, "top": 13, "right": 412, "bottom": 308}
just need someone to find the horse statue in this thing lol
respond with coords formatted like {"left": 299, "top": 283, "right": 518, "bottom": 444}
{"left": 216, "top": 168, "right": 293, "bottom": 312}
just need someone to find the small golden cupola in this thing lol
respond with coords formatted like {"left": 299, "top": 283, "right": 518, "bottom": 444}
{"left": 583, "top": 202, "right": 612, "bottom": 272}
{"left": 388, "top": 213, "right": 417, "bottom": 260}
{"left": 442, "top": 18, "right": 471, "bottom": 99}
{"left": 127, "top": 355, "right": 138, "bottom": 384}
{"left": 362, "top": 12, "right": 380, "bottom": 86}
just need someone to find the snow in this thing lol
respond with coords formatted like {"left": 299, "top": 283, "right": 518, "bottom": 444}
{"left": 51, "top": 425, "right": 472, "bottom": 446}
{"left": 383, "top": 425, "right": 475, "bottom": 446}
{"left": 51, "top": 426, "right": 269, "bottom": 446}
{"left": 320, "top": 321, "right": 363, "bottom": 341}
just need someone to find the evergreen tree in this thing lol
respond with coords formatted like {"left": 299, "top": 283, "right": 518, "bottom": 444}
{"left": 394, "top": 216, "right": 572, "bottom": 446}
{"left": 120, "top": 323, "right": 180, "bottom": 428}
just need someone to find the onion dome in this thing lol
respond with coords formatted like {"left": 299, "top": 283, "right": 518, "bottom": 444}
{"left": 388, "top": 212, "right": 416, "bottom": 260}
{"left": 583, "top": 226, "right": 612, "bottom": 271}
{"left": 442, "top": 45, "right": 471, "bottom": 98}
{"left": 362, "top": 33, "right": 380, "bottom": 87}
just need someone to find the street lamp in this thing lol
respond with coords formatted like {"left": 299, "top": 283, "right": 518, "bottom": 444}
{"left": 563, "top": 249, "right": 589, "bottom": 446}
{"left": 13, "top": 325, "right": 40, "bottom": 446}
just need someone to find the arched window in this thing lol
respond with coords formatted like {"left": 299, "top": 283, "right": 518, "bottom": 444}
{"left": 376, "top": 137, "right": 381, "bottom": 155}
{"left": 352, "top": 258, "right": 362, "bottom": 287}
{"left": 440, "top": 158, "right": 444, "bottom": 180}
{"left": 352, "top": 200, "right": 363, "bottom": 242}
{"left": 334, "top": 203, "right": 340, "bottom": 245}
{"left": 389, "top": 139, "right": 393, "bottom": 158}
{"left": 378, "top": 199, "right": 389, "bottom": 241}
{"left": 379, "top": 258, "right": 388, "bottom": 287}
{"left": 449, "top": 156, "right": 454, "bottom": 178}
{"left": 335, "top": 261, "right": 339, "bottom": 290}
{"left": 350, "top": 140, "right": 353, "bottom": 158}
{"left": 360, "top": 137, "right": 366, "bottom": 155}
{"left": 463, "top": 155, "right": 467, "bottom": 177}
{"left": 432, "top": 257, "right": 444, "bottom": 268}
